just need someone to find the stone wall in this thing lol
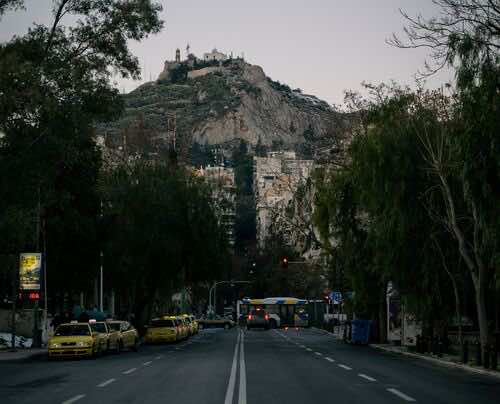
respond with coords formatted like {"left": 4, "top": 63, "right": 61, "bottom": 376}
{"left": 187, "top": 66, "right": 224, "bottom": 80}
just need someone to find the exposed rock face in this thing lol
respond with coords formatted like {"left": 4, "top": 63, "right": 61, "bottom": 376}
{"left": 99, "top": 59, "right": 340, "bottom": 157}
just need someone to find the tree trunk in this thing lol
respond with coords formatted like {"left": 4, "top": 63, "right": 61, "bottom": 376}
{"left": 473, "top": 274, "right": 489, "bottom": 358}
{"left": 379, "top": 285, "right": 387, "bottom": 343}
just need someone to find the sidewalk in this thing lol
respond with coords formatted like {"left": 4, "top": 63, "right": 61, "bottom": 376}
{"left": 0, "top": 348, "right": 46, "bottom": 362}
{"left": 313, "top": 326, "right": 500, "bottom": 380}
{"left": 370, "top": 343, "right": 500, "bottom": 380}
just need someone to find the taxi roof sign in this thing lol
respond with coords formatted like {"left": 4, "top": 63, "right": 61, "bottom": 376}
{"left": 89, "top": 319, "right": 97, "bottom": 324}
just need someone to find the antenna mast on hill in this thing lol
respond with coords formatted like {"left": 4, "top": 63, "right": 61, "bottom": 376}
{"left": 186, "top": 43, "right": 190, "bottom": 57}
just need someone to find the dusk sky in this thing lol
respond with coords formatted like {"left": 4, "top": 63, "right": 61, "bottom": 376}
{"left": 0, "top": 0, "right": 452, "bottom": 105}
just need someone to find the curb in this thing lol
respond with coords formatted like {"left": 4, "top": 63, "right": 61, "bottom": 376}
{"left": 370, "top": 344, "right": 500, "bottom": 380}
{"left": 311, "top": 326, "right": 341, "bottom": 339}
{"left": 0, "top": 349, "right": 46, "bottom": 362}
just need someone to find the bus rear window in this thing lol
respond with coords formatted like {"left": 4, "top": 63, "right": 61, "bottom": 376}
{"left": 150, "top": 320, "right": 175, "bottom": 328}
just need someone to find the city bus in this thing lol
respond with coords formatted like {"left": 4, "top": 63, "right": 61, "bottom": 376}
{"left": 237, "top": 297, "right": 309, "bottom": 328}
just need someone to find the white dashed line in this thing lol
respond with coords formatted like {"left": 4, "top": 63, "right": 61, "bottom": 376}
{"left": 325, "top": 357, "right": 335, "bottom": 362}
{"left": 338, "top": 364, "right": 352, "bottom": 370}
{"left": 122, "top": 367, "right": 137, "bottom": 375}
{"left": 306, "top": 348, "right": 312, "bottom": 352}
{"left": 299, "top": 345, "right": 306, "bottom": 348}
{"left": 143, "top": 361, "right": 152, "bottom": 366}
{"left": 358, "top": 374, "right": 377, "bottom": 382}
{"left": 97, "top": 378, "right": 116, "bottom": 387}
{"left": 314, "top": 352, "right": 323, "bottom": 356}
{"left": 155, "top": 355, "right": 163, "bottom": 360}
{"left": 62, "top": 395, "right": 85, "bottom": 404}
{"left": 386, "top": 388, "right": 416, "bottom": 402}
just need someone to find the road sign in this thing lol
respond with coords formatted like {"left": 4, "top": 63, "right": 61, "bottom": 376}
{"left": 329, "top": 291, "right": 342, "bottom": 304}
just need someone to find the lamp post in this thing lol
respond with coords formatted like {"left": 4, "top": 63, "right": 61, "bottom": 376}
{"left": 208, "top": 280, "right": 252, "bottom": 319}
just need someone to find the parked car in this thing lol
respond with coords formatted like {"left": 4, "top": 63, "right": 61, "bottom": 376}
{"left": 106, "top": 320, "right": 140, "bottom": 351}
{"left": 246, "top": 308, "right": 270, "bottom": 330}
{"left": 90, "top": 320, "right": 120, "bottom": 353}
{"left": 48, "top": 321, "right": 104, "bottom": 358}
{"left": 145, "top": 317, "right": 179, "bottom": 343}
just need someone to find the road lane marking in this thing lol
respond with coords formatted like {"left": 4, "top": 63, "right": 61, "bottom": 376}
{"left": 306, "top": 348, "right": 312, "bottom": 352}
{"left": 62, "top": 395, "right": 85, "bottom": 404}
{"left": 238, "top": 330, "right": 247, "bottom": 404}
{"left": 155, "top": 355, "right": 163, "bottom": 360}
{"left": 358, "top": 374, "right": 377, "bottom": 382}
{"left": 97, "top": 378, "right": 116, "bottom": 387}
{"left": 143, "top": 361, "right": 152, "bottom": 366}
{"left": 314, "top": 352, "right": 323, "bottom": 356}
{"left": 325, "top": 357, "right": 335, "bottom": 362}
{"left": 122, "top": 367, "right": 137, "bottom": 375}
{"left": 386, "top": 388, "right": 416, "bottom": 402}
{"left": 224, "top": 330, "right": 241, "bottom": 404}
{"left": 338, "top": 364, "right": 352, "bottom": 370}
{"left": 300, "top": 345, "right": 306, "bottom": 348}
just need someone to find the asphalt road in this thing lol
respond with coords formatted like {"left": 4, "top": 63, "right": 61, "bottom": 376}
{"left": 0, "top": 327, "right": 499, "bottom": 404}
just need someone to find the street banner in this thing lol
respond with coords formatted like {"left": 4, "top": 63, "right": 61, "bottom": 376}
{"left": 19, "top": 253, "right": 42, "bottom": 290}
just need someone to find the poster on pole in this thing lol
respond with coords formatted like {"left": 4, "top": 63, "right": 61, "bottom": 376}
{"left": 19, "top": 253, "right": 42, "bottom": 290}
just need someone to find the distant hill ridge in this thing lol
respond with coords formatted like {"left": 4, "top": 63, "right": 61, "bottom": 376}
{"left": 99, "top": 50, "right": 343, "bottom": 162}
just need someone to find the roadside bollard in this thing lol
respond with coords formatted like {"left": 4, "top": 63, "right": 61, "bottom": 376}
{"left": 462, "top": 340, "right": 469, "bottom": 364}
{"left": 491, "top": 345, "right": 498, "bottom": 371}
{"left": 476, "top": 342, "right": 482, "bottom": 367}
{"left": 484, "top": 345, "right": 490, "bottom": 369}
{"left": 437, "top": 337, "right": 443, "bottom": 358}
{"left": 416, "top": 335, "right": 422, "bottom": 354}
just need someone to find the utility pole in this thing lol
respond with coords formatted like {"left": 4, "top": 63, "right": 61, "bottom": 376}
{"left": 10, "top": 258, "right": 17, "bottom": 351}
{"left": 99, "top": 199, "right": 104, "bottom": 312}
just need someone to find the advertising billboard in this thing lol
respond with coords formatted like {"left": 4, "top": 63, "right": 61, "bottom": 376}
{"left": 19, "top": 253, "right": 42, "bottom": 290}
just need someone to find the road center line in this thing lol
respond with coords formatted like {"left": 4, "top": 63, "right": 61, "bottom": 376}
{"left": 314, "top": 352, "right": 323, "bottom": 356}
{"left": 61, "top": 394, "right": 85, "bottom": 404}
{"left": 97, "top": 378, "right": 116, "bottom": 387}
{"left": 338, "top": 364, "right": 352, "bottom": 370}
{"left": 325, "top": 357, "right": 335, "bottom": 362}
{"left": 358, "top": 374, "right": 377, "bottom": 382}
{"left": 224, "top": 330, "right": 241, "bottom": 404}
{"left": 386, "top": 388, "right": 416, "bottom": 402}
{"left": 143, "top": 361, "right": 152, "bottom": 366}
{"left": 238, "top": 330, "right": 247, "bottom": 404}
{"left": 122, "top": 367, "right": 137, "bottom": 375}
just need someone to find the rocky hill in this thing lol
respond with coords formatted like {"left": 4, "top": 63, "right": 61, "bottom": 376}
{"left": 98, "top": 57, "right": 344, "bottom": 163}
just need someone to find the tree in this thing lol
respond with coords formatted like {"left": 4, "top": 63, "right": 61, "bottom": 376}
{"left": 0, "top": 1, "right": 164, "bottom": 307}
{"left": 391, "top": 0, "right": 500, "bottom": 360}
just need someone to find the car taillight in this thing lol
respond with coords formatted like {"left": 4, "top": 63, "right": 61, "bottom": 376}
{"left": 265, "top": 314, "right": 269, "bottom": 321}
{"left": 248, "top": 315, "right": 253, "bottom": 320}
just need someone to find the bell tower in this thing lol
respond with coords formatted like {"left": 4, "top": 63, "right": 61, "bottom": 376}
{"left": 175, "top": 48, "right": 181, "bottom": 63}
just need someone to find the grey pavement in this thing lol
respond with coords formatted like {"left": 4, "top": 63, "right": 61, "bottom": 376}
{"left": 0, "top": 327, "right": 499, "bottom": 404}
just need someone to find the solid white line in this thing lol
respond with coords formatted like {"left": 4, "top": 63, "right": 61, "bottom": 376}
{"left": 338, "top": 364, "right": 352, "bottom": 370}
{"left": 122, "top": 367, "right": 137, "bottom": 375}
{"left": 238, "top": 330, "right": 247, "bottom": 404}
{"left": 97, "top": 378, "right": 116, "bottom": 387}
{"left": 325, "top": 357, "right": 335, "bottom": 362}
{"left": 358, "top": 374, "right": 377, "bottom": 382}
{"left": 314, "top": 352, "right": 323, "bottom": 356}
{"left": 62, "top": 395, "right": 85, "bottom": 404}
{"left": 224, "top": 330, "right": 240, "bottom": 404}
{"left": 386, "top": 388, "right": 416, "bottom": 402}
{"left": 143, "top": 361, "right": 152, "bottom": 366}
{"left": 306, "top": 348, "right": 312, "bottom": 352}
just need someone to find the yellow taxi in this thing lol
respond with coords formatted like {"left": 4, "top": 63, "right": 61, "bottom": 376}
{"left": 107, "top": 320, "right": 140, "bottom": 351}
{"left": 189, "top": 315, "right": 199, "bottom": 334}
{"left": 176, "top": 316, "right": 190, "bottom": 340}
{"left": 181, "top": 314, "right": 197, "bottom": 336}
{"left": 145, "top": 316, "right": 179, "bottom": 343}
{"left": 48, "top": 321, "right": 104, "bottom": 358}
{"left": 89, "top": 320, "right": 120, "bottom": 353}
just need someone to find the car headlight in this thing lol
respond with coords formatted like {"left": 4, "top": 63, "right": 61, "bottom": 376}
{"left": 49, "top": 343, "right": 60, "bottom": 348}
{"left": 76, "top": 341, "right": 90, "bottom": 347}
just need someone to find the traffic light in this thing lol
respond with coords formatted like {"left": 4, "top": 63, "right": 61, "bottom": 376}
{"left": 280, "top": 257, "right": 289, "bottom": 268}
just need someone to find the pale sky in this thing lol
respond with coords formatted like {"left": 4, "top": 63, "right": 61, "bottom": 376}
{"left": 0, "top": 0, "right": 452, "bottom": 105}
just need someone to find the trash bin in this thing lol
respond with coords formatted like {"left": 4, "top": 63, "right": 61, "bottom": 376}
{"left": 351, "top": 320, "right": 371, "bottom": 345}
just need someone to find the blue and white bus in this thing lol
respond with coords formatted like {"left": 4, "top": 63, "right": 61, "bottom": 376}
{"left": 237, "top": 297, "right": 309, "bottom": 328}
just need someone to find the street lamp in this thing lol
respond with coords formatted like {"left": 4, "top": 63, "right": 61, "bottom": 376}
{"left": 208, "top": 280, "right": 252, "bottom": 319}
